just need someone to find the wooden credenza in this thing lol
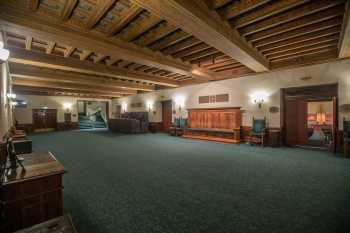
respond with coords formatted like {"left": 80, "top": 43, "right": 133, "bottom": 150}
{"left": 0, "top": 151, "right": 65, "bottom": 233}
{"left": 183, "top": 107, "right": 241, "bottom": 143}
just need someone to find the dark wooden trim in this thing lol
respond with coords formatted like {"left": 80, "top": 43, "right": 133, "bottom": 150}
{"left": 186, "top": 107, "right": 241, "bottom": 110}
{"left": 281, "top": 83, "right": 339, "bottom": 151}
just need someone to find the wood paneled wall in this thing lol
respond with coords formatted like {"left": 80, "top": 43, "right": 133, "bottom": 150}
{"left": 187, "top": 108, "right": 241, "bottom": 129}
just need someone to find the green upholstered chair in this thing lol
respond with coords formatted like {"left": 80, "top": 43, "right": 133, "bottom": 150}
{"left": 170, "top": 118, "right": 187, "bottom": 136}
{"left": 250, "top": 117, "right": 267, "bottom": 147}
{"left": 343, "top": 118, "right": 350, "bottom": 157}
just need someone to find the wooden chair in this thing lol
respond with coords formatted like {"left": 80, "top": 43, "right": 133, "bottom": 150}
{"left": 343, "top": 118, "right": 350, "bottom": 157}
{"left": 250, "top": 117, "right": 267, "bottom": 147}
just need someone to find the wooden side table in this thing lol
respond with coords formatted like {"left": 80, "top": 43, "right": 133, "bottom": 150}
{"left": 1, "top": 151, "right": 66, "bottom": 233}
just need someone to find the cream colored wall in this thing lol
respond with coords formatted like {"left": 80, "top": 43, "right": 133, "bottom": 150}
{"left": 0, "top": 62, "right": 13, "bottom": 137}
{"left": 14, "top": 95, "right": 112, "bottom": 124}
{"left": 114, "top": 59, "right": 350, "bottom": 129}
{"left": 0, "top": 30, "right": 13, "bottom": 137}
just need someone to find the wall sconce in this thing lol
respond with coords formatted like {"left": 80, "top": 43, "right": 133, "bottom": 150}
{"left": 146, "top": 101, "right": 156, "bottom": 114}
{"left": 0, "top": 41, "right": 10, "bottom": 63}
{"left": 251, "top": 91, "right": 269, "bottom": 109}
{"left": 63, "top": 102, "right": 73, "bottom": 112}
{"left": 174, "top": 96, "right": 185, "bottom": 112}
{"left": 6, "top": 93, "right": 16, "bottom": 99}
{"left": 122, "top": 103, "right": 127, "bottom": 113}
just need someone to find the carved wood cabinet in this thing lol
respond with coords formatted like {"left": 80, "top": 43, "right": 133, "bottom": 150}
{"left": 0, "top": 152, "right": 65, "bottom": 233}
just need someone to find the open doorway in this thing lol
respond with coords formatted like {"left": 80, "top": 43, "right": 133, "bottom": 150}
{"left": 307, "top": 101, "right": 334, "bottom": 148}
{"left": 77, "top": 101, "right": 108, "bottom": 130}
{"left": 282, "top": 84, "right": 338, "bottom": 152}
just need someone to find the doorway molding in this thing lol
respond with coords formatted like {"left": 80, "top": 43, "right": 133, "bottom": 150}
{"left": 281, "top": 83, "right": 338, "bottom": 151}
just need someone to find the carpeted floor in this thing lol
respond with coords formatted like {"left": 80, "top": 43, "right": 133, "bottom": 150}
{"left": 30, "top": 130, "right": 350, "bottom": 233}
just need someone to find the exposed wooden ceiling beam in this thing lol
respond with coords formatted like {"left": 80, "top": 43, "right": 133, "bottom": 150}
{"left": 182, "top": 48, "right": 218, "bottom": 62}
{"left": 270, "top": 47, "right": 337, "bottom": 62}
{"left": 121, "top": 14, "right": 162, "bottom": 42}
{"left": 13, "top": 85, "right": 122, "bottom": 99}
{"left": 339, "top": 1, "right": 350, "bottom": 58}
{"left": 28, "top": 0, "right": 39, "bottom": 11}
{"left": 64, "top": 46, "right": 75, "bottom": 58}
{"left": 25, "top": 36, "right": 32, "bottom": 50}
{"left": 79, "top": 50, "right": 92, "bottom": 61}
{"left": 240, "top": 0, "right": 344, "bottom": 36}
{"left": 218, "top": 0, "right": 271, "bottom": 19}
{"left": 132, "top": 0, "right": 269, "bottom": 72}
{"left": 9, "top": 63, "right": 153, "bottom": 92}
{"left": 12, "top": 80, "right": 125, "bottom": 98}
{"left": 60, "top": 0, "right": 78, "bottom": 21}
{"left": 259, "top": 26, "right": 341, "bottom": 52}
{"left": 245, "top": 5, "right": 344, "bottom": 42}
{"left": 107, "top": 3, "right": 143, "bottom": 36}
{"left": 134, "top": 21, "right": 178, "bottom": 46}
{"left": 86, "top": 0, "right": 116, "bottom": 29}
{"left": 0, "top": 7, "right": 210, "bottom": 80}
{"left": 12, "top": 78, "right": 126, "bottom": 97}
{"left": 150, "top": 30, "right": 190, "bottom": 51}
{"left": 263, "top": 34, "right": 339, "bottom": 55}
{"left": 232, "top": 0, "right": 309, "bottom": 28}
{"left": 172, "top": 43, "right": 210, "bottom": 59}
{"left": 162, "top": 37, "right": 201, "bottom": 55}
{"left": 46, "top": 41, "right": 56, "bottom": 54}
{"left": 267, "top": 42, "right": 338, "bottom": 60}
{"left": 8, "top": 47, "right": 179, "bottom": 87}
{"left": 253, "top": 16, "right": 343, "bottom": 47}
{"left": 94, "top": 54, "right": 107, "bottom": 63}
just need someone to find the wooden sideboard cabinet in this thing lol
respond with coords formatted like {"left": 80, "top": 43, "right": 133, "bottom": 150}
{"left": 0, "top": 151, "right": 65, "bottom": 233}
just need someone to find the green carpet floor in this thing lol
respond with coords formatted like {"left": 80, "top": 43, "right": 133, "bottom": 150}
{"left": 29, "top": 130, "right": 350, "bottom": 233}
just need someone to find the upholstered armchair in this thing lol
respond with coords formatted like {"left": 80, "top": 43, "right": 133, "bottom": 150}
{"left": 170, "top": 118, "right": 187, "bottom": 136}
{"left": 250, "top": 117, "right": 267, "bottom": 147}
{"left": 343, "top": 118, "right": 350, "bottom": 157}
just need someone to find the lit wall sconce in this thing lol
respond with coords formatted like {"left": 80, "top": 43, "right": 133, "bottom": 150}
{"left": 146, "top": 101, "right": 156, "bottom": 114}
{"left": 0, "top": 41, "right": 10, "bottom": 63}
{"left": 251, "top": 91, "right": 269, "bottom": 109}
{"left": 6, "top": 93, "right": 16, "bottom": 99}
{"left": 174, "top": 96, "right": 185, "bottom": 112}
{"left": 63, "top": 102, "right": 73, "bottom": 112}
{"left": 122, "top": 103, "right": 127, "bottom": 113}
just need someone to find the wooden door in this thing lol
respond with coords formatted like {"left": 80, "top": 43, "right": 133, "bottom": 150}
{"left": 332, "top": 96, "right": 338, "bottom": 153}
{"left": 33, "top": 109, "right": 57, "bottom": 130}
{"left": 285, "top": 98, "right": 307, "bottom": 146}
{"left": 162, "top": 100, "right": 172, "bottom": 132}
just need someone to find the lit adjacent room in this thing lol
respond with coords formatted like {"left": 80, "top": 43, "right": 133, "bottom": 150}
{"left": 1, "top": 0, "right": 350, "bottom": 233}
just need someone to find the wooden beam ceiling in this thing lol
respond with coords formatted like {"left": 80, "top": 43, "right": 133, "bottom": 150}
{"left": 218, "top": 0, "right": 271, "bottom": 19}
{"left": 0, "top": 6, "right": 213, "bottom": 81}
{"left": 339, "top": 1, "right": 350, "bottom": 58}
{"left": 8, "top": 47, "right": 178, "bottom": 87}
{"left": 9, "top": 63, "right": 152, "bottom": 92}
{"left": 60, "top": 0, "right": 78, "bottom": 21}
{"left": 12, "top": 78, "right": 125, "bottom": 97}
{"left": 107, "top": 3, "right": 143, "bottom": 36}
{"left": 131, "top": 0, "right": 269, "bottom": 72}
{"left": 86, "top": 0, "right": 116, "bottom": 29}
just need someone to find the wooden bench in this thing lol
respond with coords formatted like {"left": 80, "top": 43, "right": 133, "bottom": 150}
{"left": 183, "top": 127, "right": 240, "bottom": 143}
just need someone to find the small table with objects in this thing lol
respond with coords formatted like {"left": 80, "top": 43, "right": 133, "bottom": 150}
{"left": 14, "top": 214, "right": 77, "bottom": 233}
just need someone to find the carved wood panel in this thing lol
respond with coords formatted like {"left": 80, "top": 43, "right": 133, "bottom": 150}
{"left": 187, "top": 108, "right": 241, "bottom": 129}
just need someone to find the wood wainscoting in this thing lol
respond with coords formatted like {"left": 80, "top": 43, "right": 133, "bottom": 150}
{"left": 183, "top": 107, "right": 241, "bottom": 143}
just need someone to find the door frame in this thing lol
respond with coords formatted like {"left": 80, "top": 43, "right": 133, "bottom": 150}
{"left": 161, "top": 100, "right": 172, "bottom": 132}
{"left": 281, "top": 84, "right": 338, "bottom": 151}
